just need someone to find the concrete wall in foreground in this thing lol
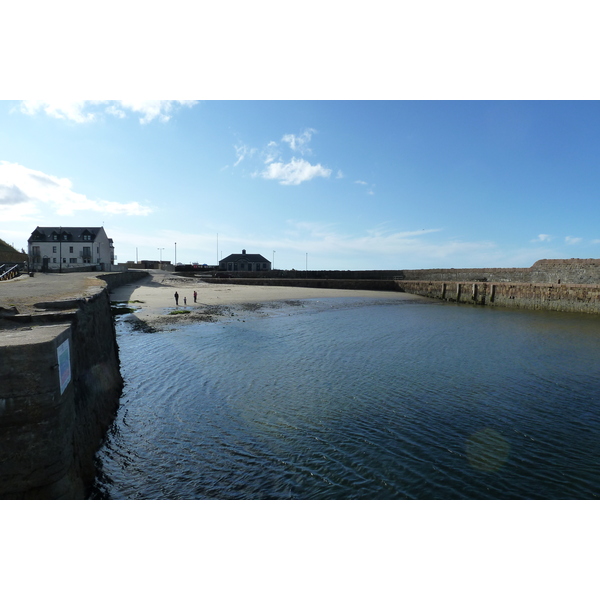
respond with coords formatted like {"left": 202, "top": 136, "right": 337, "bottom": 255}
{"left": 0, "top": 271, "right": 148, "bottom": 499}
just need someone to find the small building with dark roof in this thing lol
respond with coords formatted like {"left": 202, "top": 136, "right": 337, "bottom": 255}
{"left": 28, "top": 226, "right": 115, "bottom": 271}
{"left": 219, "top": 249, "right": 271, "bottom": 273}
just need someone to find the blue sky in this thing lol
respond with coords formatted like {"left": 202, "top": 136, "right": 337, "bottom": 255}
{"left": 2, "top": 100, "right": 600, "bottom": 270}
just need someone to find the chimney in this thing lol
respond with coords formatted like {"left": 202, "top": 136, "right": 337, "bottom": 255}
{"left": 242, "top": 249, "right": 246, "bottom": 254}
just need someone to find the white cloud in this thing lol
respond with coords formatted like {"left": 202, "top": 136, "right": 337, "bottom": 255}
{"left": 17, "top": 100, "right": 197, "bottom": 124}
{"left": 354, "top": 180, "right": 368, "bottom": 185}
{"left": 233, "top": 144, "right": 256, "bottom": 167}
{"left": 565, "top": 236, "right": 582, "bottom": 245}
{"left": 19, "top": 101, "right": 98, "bottom": 123}
{"left": 264, "top": 141, "right": 280, "bottom": 164}
{"left": 0, "top": 161, "right": 153, "bottom": 220}
{"left": 281, "top": 128, "right": 316, "bottom": 153}
{"left": 271, "top": 220, "right": 496, "bottom": 269}
{"left": 336, "top": 170, "right": 344, "bottom": 179}
{"left": 259, "top": 158, "right": 332, "bottom": 185}
{"left": 532, "top": 233, "right": 552, "bottom": 242}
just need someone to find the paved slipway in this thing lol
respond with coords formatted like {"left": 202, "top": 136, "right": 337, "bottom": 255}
{"left": 0, "top": 272, "right": 106, "bottom": 328}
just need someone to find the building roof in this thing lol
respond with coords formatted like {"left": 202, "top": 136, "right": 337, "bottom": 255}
{"left": 28, "top": 226, "right": 107, "bottom": 243}
{"left": 220, "top": 250, "right": 270, "bottom": 263}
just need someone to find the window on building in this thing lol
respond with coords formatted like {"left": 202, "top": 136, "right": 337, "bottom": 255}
{"left": 32, "top": 246, "right": 40, "bottom": 256}
{"left": 63, "top": 258, "right": 66, "bottom": 263}
{"left": 70, "top": 258, "right": 77, "bottom": 263}
{"left": 70, "top": 246, "right": 74, "bottom": 253}
{"left": 53, "top": 246, "right": 57, "bottom": 253}
{"left": 83, "top": 234, "right": 91, "bottom": 241}
{"left": 53, "top": 234, "right": 58, "bottom": 240}
{"left": 82, "top": 247, "right": 92, "bottom": 263}
{"left": 53, "top": 257, "right": 57, "bottom": 263}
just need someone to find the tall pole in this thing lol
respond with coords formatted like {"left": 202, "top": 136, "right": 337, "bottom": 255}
{"left": 217, "top": 233, "right": 219, "bottom": 266}
{"left": 272, "top": 250, "right": 275, "bottom": 270}
{"left": 175, "top": 242, "right": 177, "bottom": 265}
{"left": 59, "top": 226, "right": 62, "bottom": 273}
{"left": 306, "top": 253, "right": 308, "bottom": 271}
{"left": 158, "top": 247, "right": 164, "bottom": 270}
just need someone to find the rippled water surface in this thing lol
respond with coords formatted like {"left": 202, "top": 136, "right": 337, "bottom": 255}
{"left": 92, "top": 297, "right": 600, "bottom": 499}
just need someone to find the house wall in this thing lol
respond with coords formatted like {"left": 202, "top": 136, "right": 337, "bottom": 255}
{"left": 29, "top": 229, "right": 113, "bottom": 271}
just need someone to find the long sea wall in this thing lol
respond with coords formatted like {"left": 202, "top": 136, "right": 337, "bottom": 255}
{"left": 0, "top": 270, "right": 148, "bottom": 499}
{"left": 397, "top": 280, "right": 600, "bottom": 314}
{"left": 225, "top": 259, "right": 600, "bottom": 286}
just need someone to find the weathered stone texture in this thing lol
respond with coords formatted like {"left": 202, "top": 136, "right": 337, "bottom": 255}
{"left": 397, "top": 280, "right": 600, "bottom": 314}
{"left": 0, "top": 289, "right": 124, "bottom": 499}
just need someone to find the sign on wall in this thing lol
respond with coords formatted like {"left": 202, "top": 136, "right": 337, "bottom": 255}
{"left": 57, "top": 339, "right": 71, "bottom": 394}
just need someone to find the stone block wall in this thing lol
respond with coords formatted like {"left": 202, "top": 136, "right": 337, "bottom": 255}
{"left": 0, "top": 288, "right": 124, "bottom": 499}
{"left": 397, "top": 280, "right": 600, "bottom": 314}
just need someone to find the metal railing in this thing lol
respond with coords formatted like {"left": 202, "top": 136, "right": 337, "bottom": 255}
{"left": 0, "top": 263, "right": 20, "bottom": 281}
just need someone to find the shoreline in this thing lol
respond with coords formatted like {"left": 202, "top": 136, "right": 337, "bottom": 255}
{"left": 110, "top": 271, "right": 414, "bottom": 329}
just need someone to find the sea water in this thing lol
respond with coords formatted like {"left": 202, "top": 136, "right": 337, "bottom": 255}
{"left": 91, "top": 296, "right": 600, "bottom": 499}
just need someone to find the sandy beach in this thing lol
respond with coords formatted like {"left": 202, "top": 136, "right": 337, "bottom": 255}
{"left": 111, "top": 270, "right": 408, "bottom": 329}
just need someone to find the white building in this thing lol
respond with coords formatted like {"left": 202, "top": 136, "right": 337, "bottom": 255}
{"left": 28, "top": 226, "right": 115, "bottom": 271}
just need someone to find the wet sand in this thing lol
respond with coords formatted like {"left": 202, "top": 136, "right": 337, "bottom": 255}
{"left": 111, "top": 271, "right": 407, "bottom": 328}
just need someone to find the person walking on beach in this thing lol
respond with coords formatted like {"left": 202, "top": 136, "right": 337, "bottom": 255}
{"left": 174, "top": 291, "right": 179, "bottom": 305}
{"left": 193, "top": 290, "right": 197, "bottom": 303}
{"left": 184, "top": 296, "right": 187, "bottom": 306}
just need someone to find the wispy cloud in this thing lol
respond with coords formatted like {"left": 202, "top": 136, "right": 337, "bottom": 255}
{"left": 565, "top": 236, "right": 583, "bottom": 245}
{"left": 532, "top": 233, "right": 552, "bottom": 242}
{"left": 269, "top": 220, "right": 494, "bottom": 269}
{"left": 281, "top": 128, "right": 316, "bottom": 154}
{"left": 264, "top": 141, "right": 280, "bottom": 164}
{"left": 354, "top": 180, "right": 368, "bottom": 185}
{"left": 233, "top": 144, "right": 256, "bottom": 167}
{"left": 258, "top": 158, "right": 332, "bottom": 185}
{"left": 236, "top": 128, "right": 334, "bottom": 186}
{"left": 0, "top": 161, "right": 153, "bottom": 220}
{"left": 17, "top": 100, "right": 197, "bottom": 124}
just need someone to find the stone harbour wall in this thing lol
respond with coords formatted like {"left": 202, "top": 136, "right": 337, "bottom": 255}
{"left": 226, "top": 259, "right": 600, "bottom": 286}
{"left": 398, "top": 259, "right": 600, "bottom": 285}
{"left": 397, "top": 280, "right": 600, "bottom": 314}
{"left": 0, "top": 270, "right": 148, "bottom": 499}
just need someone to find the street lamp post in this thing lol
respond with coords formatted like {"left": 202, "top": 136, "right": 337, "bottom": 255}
{"left": 272, "top": 250, "right": 275, "bottom": 270}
